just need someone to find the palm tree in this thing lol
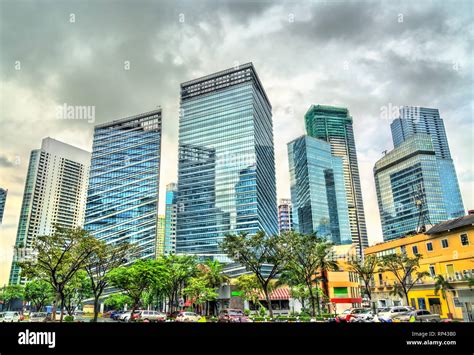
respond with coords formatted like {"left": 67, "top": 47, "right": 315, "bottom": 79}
{"left": 200, "top": 260, "right": 229, "bottom": 315}
{"left": 315, "top": 241, "right": 339, "bottom": 314}
{"left": 434, "top": 275, "right": 454, "bottom": 319}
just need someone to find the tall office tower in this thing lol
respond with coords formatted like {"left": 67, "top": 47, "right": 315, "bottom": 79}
{"left": 9, "top": 138, "right": 90, "bottom": 284}
{"left": 163, "top": 183, "right": 178, "bottom": 255}
{"left": 288, "top": 136, "right": 351, "bottom": 245}
{"left": 0, "top": 187, "right": 7, "bottom": 224}
{"left": 278, "top": 199, "right": 293, "bottom": 234}
{"left": 84, "top": 110, "right": 162, "bottom": 260}
{"left": 374, "top": 134, "right": 450, "bottom": 241}
{"left": 391, "top": 106, "right": 464, "bottom": 218}
{"left": 305, "top": 105, "right": 368, "bottom": 252}
{"left": 176, "top": 63, "right": 278, "bottom": 261}
{"left": 156, "top": 215, "right": 166, "bottom": 256}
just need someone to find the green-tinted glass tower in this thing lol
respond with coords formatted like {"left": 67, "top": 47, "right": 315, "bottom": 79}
{"left": 305, "top": 105, "right": 368, "bottom": 254}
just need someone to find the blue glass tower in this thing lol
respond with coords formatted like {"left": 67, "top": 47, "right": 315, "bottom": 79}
{"left": 391, "top": 106, "right": 464, "bottom": 219}
{"left": 288, "top": 135, "right": 351, "bottom": 244}
{"left": 84, "top": 110, "right": 162, "bottom": 260}
{"left": 0, "top": 187, "right": 7, "bottom": 224}
{"left": 374, "top": 134, "right": 449, "bottom": 241}
{"left": 164, "top": 182, "right": 178, "bottom": 255}
{"left": 176, "top": 63, "right": 278, "bottom": 261}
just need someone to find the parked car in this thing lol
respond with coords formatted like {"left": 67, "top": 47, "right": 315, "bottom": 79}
{"left": 348, "top": 309, "right": 375, "bottom": 322}
{"left": 3, "top": 311, "right": 21, "bottom": 322}
{"left": 393, "top": 309, "right": 441, "bottom": 322}
{"left": 119, "top": 310, "right": 140, "bottom": 322}
{"left": 337, "top": 308, "right": 370, "bottom": 322}
{"left": 0, "top": 312, "right": 5, "bottom": 322}
{"left": 218, "top": 309, "right": 251, "bottom": 323}
{"left": 376, "top": 306, "right": 413, "bottom": 322}
{"left": 110, "top": 310, "right": 125, "bottom": 320}
{"left": 29, "top": 312, "right": 48, "bottom": 322}
{"left": 136, "top": 310, "right": 167, "bottom": 322}
{"left": 175, "top": 312, "right": 201, "bottom": 322}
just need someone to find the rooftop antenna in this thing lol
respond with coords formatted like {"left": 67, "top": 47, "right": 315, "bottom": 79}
{"left": 412, "top": 183, "right": 432, "bottom": 233}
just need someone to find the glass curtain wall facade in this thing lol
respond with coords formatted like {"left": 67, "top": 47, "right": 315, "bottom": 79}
{"left": 176, "top": 63, "right": 278, "bottom": 261}
{"left": 288, "top": 135, "right": 351, "bottom": 245}
{"left": 9, "top": 138, "right": 90, "bottom": 284}
{"left": 304, "top": 105, "right": 368, "bottom": 252}
{"left": 391, "top": 106, "right": 464, "bottom": 218}
{"left": 164, "top": 182, "right": 178, "bottom": 255}
{"left": 0, "top": 187, "right": 7, "bottom": 224}
{"left": 84, "top": 110, "right": 162, "bottom": 260}
{"left": 374, "top": 134, "right": 449, "bottom": 241}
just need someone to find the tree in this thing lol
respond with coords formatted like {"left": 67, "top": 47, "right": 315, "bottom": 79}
{"left": 276, "top": 268, "right": 310, "bottom": 313}
{"left": 108, "top": 259, "right": 160, "bottom": 321}
{"left": 221, "top": 231, "right": 288, "bottom": 318}
{"left": 233, "top": 274, "right": 264, "bottom": 311}
{"left": 434, "top": 275, "right": 454, "bottom": 318}
{"left": 198, "top": 260, "right": 229, "bottom": 315}
{"left": 379, "top": 253, "right": 429, "bottom": 306}
{"left": 0, "top": 285, "right": 24, "bottom": 311}
{"left": 24, "top": 279, "right": 54, "bottom": 312}
{"left": 347, "top": 255, "right": 378, "bottom": 303}
{"left": 63, "top": 270, "right": 92, "bottom": 316}
{"left": 285, "top": 232, "right": 338, "bottom": 316}
{"left": 104, "top": 294, "right": 133, "bottom": 311}
{"left": 84, "top": 241, "right": 135, "bottom": 321}
{"left": 183, "top": 277, "right": 218, "bottom": 315}
{"left": 18, "top": 226, "right": 99, "bottom": 322}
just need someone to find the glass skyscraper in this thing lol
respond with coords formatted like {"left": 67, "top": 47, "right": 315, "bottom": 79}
{"left": 288, "top": 135, "right": 351, "bottom": 245}
{"left": 9, "top": 138, "right": 90, "bottom": 284}
{"left": 391, "top": 106, "right": 464, "bottom": 218}
{"left": 304, "top": 105, "right": 368, "bottom": 252}
{"left": 84, "top": 110, "right": 162, "bottom": 260}
{"left": 163, "top": 182, "right": 178, "bottom": 255}
{"left": 374, "top": 134, "right": 449, "bottom": 241}
{"left": 0, "top": 187, "right": 7, "bottom": 224}
{"left": 176, "top": 63, "right": 278, "bottom": 261}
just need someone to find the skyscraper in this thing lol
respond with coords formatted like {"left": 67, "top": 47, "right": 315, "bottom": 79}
{"left": 288, "top": 135, "right": 351, "bottom": 245}
{"left": 84, "top": 109, "right": 162, "bottom": 260}
{"left": 278, "top": 199, "right": 293, "bottom": 234}
{"left": 0, "top": 187, "right": 7, "bottom": 224}
{"left": 391, "top": 106, "right": 464, "bottom": 218}
{"left": 176, "top": 63, "right": 278, "bottom": 261}
{"left": 304, "top": 105, "right": 368, "bottom": 252}
{"left": 156, "top": 214, "right": 166, "bottom": 256}
{"left": 9, "top": 138, "right": 90, "bottom": 284}
{"left": 163, "top": 183, "right": 178, "bottom": 255}
{"left": 374, "top": 134, "right": 449, "bottom": 241}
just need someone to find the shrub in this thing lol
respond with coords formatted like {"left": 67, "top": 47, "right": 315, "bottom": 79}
{"left": 243, "top": 309, "right": 251, "bottom": 316}
{"left": 64, "top": 315, "right": 74, "bottom": 322}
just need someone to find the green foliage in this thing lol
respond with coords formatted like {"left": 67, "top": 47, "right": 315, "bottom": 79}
{"left": 0, "top": 285, "right": 24, "bottom": 310}
{"left": 104, "top": 294, "right": 132, "bottom": 310}
{"left": 63, "top": 315, "right": 74, "bottom": 322}
{"left": 24, "top": 279, "right": 54, "bottom": 312}
{"left": 183, "top": 277, "right": 218, "bottom": 306}
{"left": 347, "top": 255, "right": 378, "bottom": 300}
{"left": 63, "top": 270, "right": 92, "bottom": 315}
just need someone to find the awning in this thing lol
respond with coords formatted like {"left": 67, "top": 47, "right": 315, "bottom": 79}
{"left": 330, "top": 297, "right": 362, "bottom": 304}
{"left": 258, "top": 288, "right": 290, "bottom": 300}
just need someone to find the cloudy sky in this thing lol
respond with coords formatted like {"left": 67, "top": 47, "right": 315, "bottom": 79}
{"left": 0, "top": 0, "right": 473, "bottom": 284}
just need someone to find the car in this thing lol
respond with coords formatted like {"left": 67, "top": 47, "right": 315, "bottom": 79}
{"left": 175, "top": 312, "right": 201, "bottom": 322}
{"left": 119, "top": 310, "right": 139, "bottom": 322}
{"left": 29, "top": 312, "right": 48, "bottom": 322}
{"left": 337, "top": 308, "right": 370, "bottom": 322}
{"left": 376, "top": 306, "right": 413, "bottom": 322}
{"left": 348, "top": 309, "right": 375, "bottom": 322}
{"left": 110, "top": 310, "right": 125, "bottom": 320}
{"left": 3, "top": 311, "right": 21, "bottom": 322}
{"left": 394, "top": 309, "right": 441, "bottom": 322}
{"left": 218, "top": 309, "right": 252, "bottom": 323}
{"left": 0, "top": 312, "right": 5, "bottom": 322}
{"left": 136, "top": 310, "right": 167, "bottom": 322}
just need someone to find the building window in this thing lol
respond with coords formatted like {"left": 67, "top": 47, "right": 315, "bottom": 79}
{"left": 400, "top": 245, "right": 406, "bottom": 255}
{"left": 412, "top": 245, "right": 419, "bottom": 255}
{"left": 460, "top": 234, "right": 469, "bottom": 246}
{"left": 441, "top": 239, "right": 449, "bottom": 249}
{"left": 426, "top": 242, "right": 433, "bottom": 252}
{"left": 429, "top": 265, "right": 436, "bottom": 278}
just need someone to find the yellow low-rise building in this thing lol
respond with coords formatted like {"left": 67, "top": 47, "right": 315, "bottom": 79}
{"left": 365, "top": 214, "right": 474, "bottom": 321}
